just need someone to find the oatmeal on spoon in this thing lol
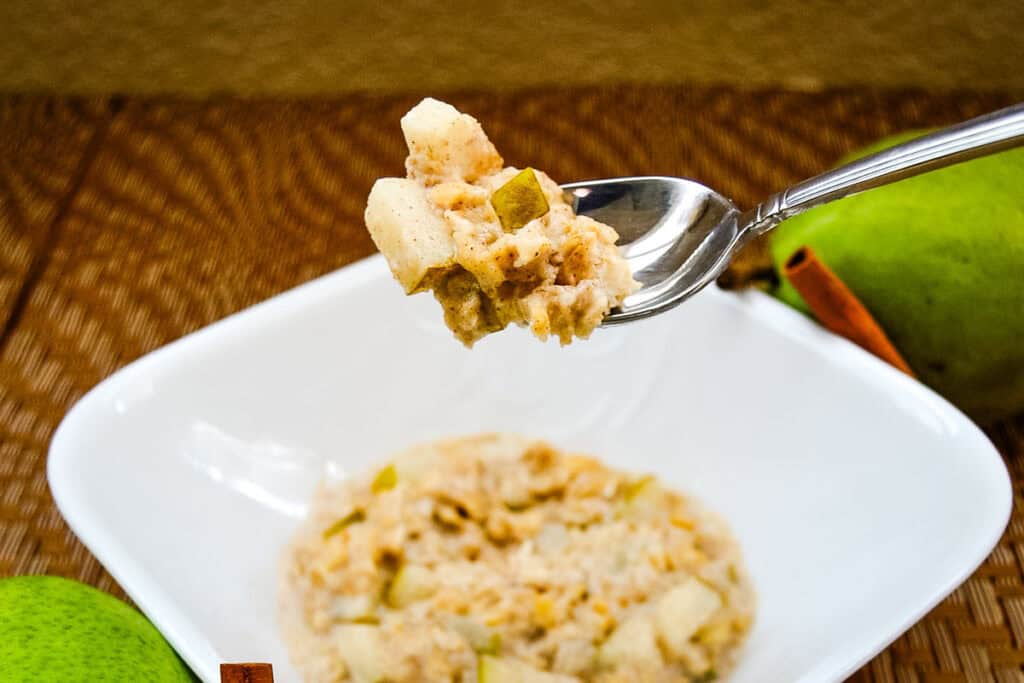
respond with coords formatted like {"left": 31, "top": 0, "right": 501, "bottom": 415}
{"left": 365, "top": 98, "right": 639, "bottom": 346}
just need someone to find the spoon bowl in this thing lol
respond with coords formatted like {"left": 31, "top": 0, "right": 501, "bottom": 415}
{"left": 564, "top": 177, "right": 742, "bottom": 324}
{"left": 566, "top": 102, "right": 1024, "bottom": 326}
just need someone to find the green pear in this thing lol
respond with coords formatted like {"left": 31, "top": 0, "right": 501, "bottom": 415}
{"left": 0, "top": 575, "right": 196, "bottom": 682}
{"left": 770, "top": 132, "right": 1024, "bottom": 422}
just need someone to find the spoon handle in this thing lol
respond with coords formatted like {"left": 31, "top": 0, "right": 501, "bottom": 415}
{"left": 742, "top": 102, "right": 1024, "bottom": 235}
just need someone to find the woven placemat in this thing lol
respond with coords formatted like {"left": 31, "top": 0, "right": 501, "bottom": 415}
{"left": 0, "top": 86, "right": 1021, "bottom": 682}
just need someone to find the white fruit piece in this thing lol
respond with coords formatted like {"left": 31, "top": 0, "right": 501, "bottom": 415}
{"left": 478, "top": 655, "right": 578, "bottom": 683}
{"left": 447, "top": 615, "right": 499, "bottom": 654}
{"left": 330, "top": 593, "right": 378, "bottom": 622}
{"left": 364, "top": 178, "right": 455, "bottom": 293}
{"left": 386, "top": 564, "right": 436, "bottom": 608}
{"left": 401, "top": 98, "right": 503, "bottom": 184}
{"left": 597, "top": 614, "right": 663, "bottom": 670}
{"left": 654, "top": 577, "right": 723, "bottom": 657}
{"left": 334, "top": 624, "right": 387, "bottom": 683}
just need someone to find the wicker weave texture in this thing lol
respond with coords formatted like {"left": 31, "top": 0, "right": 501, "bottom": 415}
{"left": 0, "top": 87, "right": 1020, "bottom": 682}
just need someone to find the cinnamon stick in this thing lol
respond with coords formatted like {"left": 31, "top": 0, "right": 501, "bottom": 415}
{"left": 220, "top": 663, "right": 274, "bottom": 683}
{"left": 783, "top": 246, "right": 916, "bottom": 377}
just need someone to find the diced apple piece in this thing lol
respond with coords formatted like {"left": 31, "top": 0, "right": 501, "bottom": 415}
{"left": 478, "top": 655, "right": 577, "bottom": 683}
{"left": 491, "top": 168, "right": 550, "bottom": 232}
{"left": 654, "top": 577, "right": 723, "bottom": 656}
{"left": 365, "top": 178, "right": 455, "bottom": 293}
{"left": 597, "top": 614, "right": 662, "bottom": 670}
{"left": 401, "top": 98, "right": 503, "bottom": 183}
{"left": 386, "top": 564, "right": 436, "bottom": 608}
{"left": 335, "top": 624, "right": 387, "bottom": 683}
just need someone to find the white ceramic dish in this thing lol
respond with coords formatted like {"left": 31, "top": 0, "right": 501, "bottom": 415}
{"left": 49, "top": 255, "right": 1010, "bottom": 683}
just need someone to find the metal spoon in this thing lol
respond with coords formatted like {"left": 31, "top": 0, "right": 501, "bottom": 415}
{"left": 564, "top": 102, "right": 1024, "bottom": 325}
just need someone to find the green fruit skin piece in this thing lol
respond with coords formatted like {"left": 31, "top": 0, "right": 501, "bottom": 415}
{"left": 491, "top": 168, "right": 550, "bottom": 232}
{"left": 770, "top": 132, "right": 1024, "bottom": 422}
{"left": 0, "top": 575, "right": 196, "bottom": 683}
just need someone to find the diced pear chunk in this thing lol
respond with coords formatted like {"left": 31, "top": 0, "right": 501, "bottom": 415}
{"left": 371, "top": 463, "right": 397, "bottom": 493}
{"left": 654, "top": 577, "right": 723, "bottom": 656}
{"left": 597, "top": 614, "right": 662, "bottom": 670}
{"left": 335, "top": 624, "right": 387, "bottom": 683}
{"left": 365, "top": 178, "right": 454, "bottom": 293}
{"left": 615, "top": 476, "right": 666, "bottom": 520}
{"left": 447, "top": 615, "right": 500, "bottom": 654}
{"left": 491, "top": 168, "right": 550, "bottom": 231}
{"left": 478, "top": 655, "right": 577, "bottom": 683}
{"left": 331, "top": 593, "right": 378, "bottom": 622}
{"left": 386, "top": 564, "right": 436, "bottom": 608}
{"left": 401, "top": 98, "right": 503, "bottom": 183}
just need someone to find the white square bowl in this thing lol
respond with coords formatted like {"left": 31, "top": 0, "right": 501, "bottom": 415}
{"left": 49, "top": 255, "right": 1011, "bottom": 683}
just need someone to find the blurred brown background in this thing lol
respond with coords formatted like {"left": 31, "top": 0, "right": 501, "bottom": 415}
{"left": 1, "top": 0, "right": 1022, "bottom": 95}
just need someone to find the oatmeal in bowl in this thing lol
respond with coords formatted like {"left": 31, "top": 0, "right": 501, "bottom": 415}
{"left": 280, "top": 434, "right": 754, "bottom": 682}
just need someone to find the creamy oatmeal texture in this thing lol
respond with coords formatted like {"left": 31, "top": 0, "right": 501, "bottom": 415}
{"left": 364, "top": 99, "right": 640, "bottom": 346}
{"left": 280, "top": 435, "right": 754, "bottom": 683}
